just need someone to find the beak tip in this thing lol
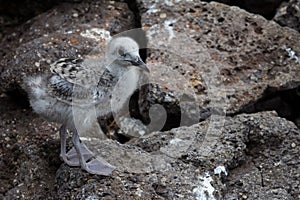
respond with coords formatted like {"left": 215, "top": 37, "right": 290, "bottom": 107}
{"left": 135, "top": 57, "right": 150, "bottom": 73}
{"left": 143, "top": 65, "right": 150, "bottom": 73}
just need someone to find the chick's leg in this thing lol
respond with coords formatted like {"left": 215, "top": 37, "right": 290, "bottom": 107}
{"left": 60, "top": 125, "right": 93, "bottom": 166}
{"left": 59, "top": 125, "right": 80, "bottom": 166}
{"left": 72, "top": 129, "right": 115, "bottom": 175}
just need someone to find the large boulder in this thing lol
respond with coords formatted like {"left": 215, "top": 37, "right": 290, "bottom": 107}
{"left": 206, "top": 0, "right": 284, "bottom": 19}
{"left": 0, "top": 0, "right": 135, "bottom": 93}
{"left": 55, "top": 111, "right": 300, "bottom": 199}
{"left": 0, "top": 0, "right": 135, "bottom": 199}
{"left": 136, "top": 0, "right": 300, "bottom": 131}
{"left": 274, "top": 0, "right": 300, "bottom": 32}
{"left": 1, "top": 0, "right": 300, "bottom": 199}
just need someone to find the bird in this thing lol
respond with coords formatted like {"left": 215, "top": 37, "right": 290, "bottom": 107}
{"left": 22, "top": 36, "right": 149, "bottom": 175}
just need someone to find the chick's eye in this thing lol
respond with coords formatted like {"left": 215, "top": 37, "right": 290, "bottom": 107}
{"left": 122, "top": 53, "right": 130, "bottom": 58}
{"left": 118, "top": 49, "right": 125, "bottom": 56}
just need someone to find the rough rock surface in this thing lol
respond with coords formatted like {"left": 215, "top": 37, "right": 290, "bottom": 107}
{"left": 0, "top": 95, "right": 61, "bottom": 199}
{"left": 0, "top": 0, "right": 134, "bottom": 199}
{"left": 0, "top": 0, "right": 135, "bottom": 93}
{"left": 55, "top": 111, "right": 300, "bottom": 199}
{"left": 0, "top": 0, "right": 300, "bottom": 199}
{"left": 138, "top": 0, "right": 300, "bottom": 129}
{"left": 205, "top": 0, "right": 284, "bottom": 19}
{"left": 274, "top": 0, "right": 300, "bottom": 32}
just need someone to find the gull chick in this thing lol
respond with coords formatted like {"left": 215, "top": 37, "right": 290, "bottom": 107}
{"left": 23, "top": 37, "right": 149, "bottom": 175}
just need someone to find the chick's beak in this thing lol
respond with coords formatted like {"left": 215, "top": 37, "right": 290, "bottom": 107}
{"left": 131, "top": 57, "right": 150, "bottom": 73}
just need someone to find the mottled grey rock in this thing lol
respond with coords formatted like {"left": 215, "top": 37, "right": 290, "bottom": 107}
{"left": 1, "top": 1, "right": 300, "bottom": 200}
{"left": 236, "top": 0, "right": 283, "bottom": 17}
{"left": 117, "top": 116, "right": 148, "bottom": 138}
{"left": 204, "top": 0, "right": 284, "bottom": 19}
{"left": 55, "top": 111, "right": 300, "bottom": 199}
{"left": 0, "top": 95, "right": 60, "bottom": 200}
{"left": 0, "top": 0, "right": 135, "bottom": 93}
{"left": 225, "top": 112, "right": 300, "bottom": 199}
{"left": 0, "top": 0, "right": 135, "bottom": 199}
{"left": 137, "top": 0, "right": 300, "bottom": 128}
{"left": 274, "top": 0, "right": 300, "bottom": 32}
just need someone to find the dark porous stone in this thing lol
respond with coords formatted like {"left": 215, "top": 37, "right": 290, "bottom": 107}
{"left": 53, "top": 111, "right": 300, "bottom": 199}
{"left": 0, "top": 0, "right": 134, "bottom": 93}
{"left": 274, "top": 0, "right": 300, "bottom": 32}
{"left": 136, "top": 0, "right": 300, "bottom": 129}
{"left": 1, "top": 0, "right": 300, "bottom": 199}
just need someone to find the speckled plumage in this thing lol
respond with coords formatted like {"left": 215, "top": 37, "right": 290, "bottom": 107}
{"left": 23, "top": 37, "right": 149, "bottom": 175}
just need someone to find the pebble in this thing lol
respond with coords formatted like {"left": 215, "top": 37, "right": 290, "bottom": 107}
{"left": 35, "top": 62, "right": 40, "bottom": 67}
{"left": 291, "top": 142, "right": 296, "bottom": 148}
{"left": 73, "top": 13, "right": 79, "bottom": 18}
{"left": 160, "top": 13, "right": 167, "bottom": 18}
